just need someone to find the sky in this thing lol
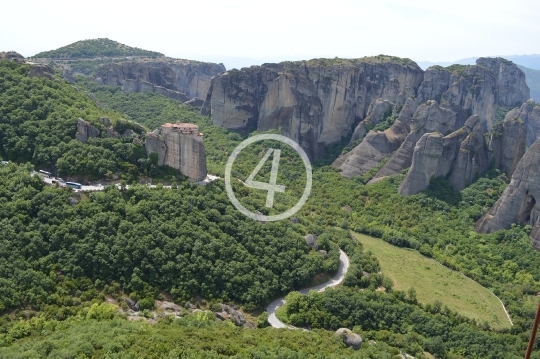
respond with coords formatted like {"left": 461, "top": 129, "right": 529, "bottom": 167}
{"left": 1, "top": 0, "right": 539, "bottom": 69}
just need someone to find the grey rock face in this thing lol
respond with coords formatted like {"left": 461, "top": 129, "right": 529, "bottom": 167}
{"left": 335, "top": 328, "right": 363, "bottom": 350}
{"left": 125, "top": 298, "right": 140, "bottom": 311}
{"left": 184, "top": 97, "right": 205, "bottom": 107}
{"left": 217, "top": 304, "right": 246, "bottom": 327}
{"left": 503, "top": 100, "right": 540, "bottom": 147}
{"left": 477, "top": 57, "right": 530, "bottom": 110}
{"left": 75, "top": 118, "right": 100, "bottom": 143}
{"left": 363, "top": 99, "right": 394, "bottom": 127}
{"left": 371, "top": 101, "right": 457, "bottom": 181}
{"left": 27, "top": 64, "right": 55, "bottom": 80}
{"left": 476, "top": 137, "right": 540, "bottom": 250}
{"left": 398, "top": 132, "right": 444, "bottom": 196}
{"left": 335, "top": 58, "right": 529, "bottom": 181}
{"left": 305, "top": 234, "right": 318, "bottom": 250}
{"left": 99, "top": 117, "right": 112, "bottom": 127}
{"left": 144, "top": 124, "right": 207, "bottom": 181}
{"left": 488, "top": 117, "right": 526, "bottom": 177}
{"left": 95, "top": 60, "right": 225, "bottom": 101}
{"left": 122, "top": 79, "right": 188, "bottom": 102}
{"left": 398, "top": 115, "right": 489, "bottom": 195}
{"left": 63, "top": 70, "right": 76, "bottom": 84}
{"left": 0, "top": 51, "right": 25, "bottom": 62}
{"left": 202, "top": 57, "right": 424, "bottom": 158}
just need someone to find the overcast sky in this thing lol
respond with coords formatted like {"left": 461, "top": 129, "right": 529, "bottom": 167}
{"left": 2, "top": 0, "right": 539, "bottom": 69}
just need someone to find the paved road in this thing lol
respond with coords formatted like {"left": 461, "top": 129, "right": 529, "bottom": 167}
{"left": 266, "top": 249, "right": 350, "bottom": 329}
{"left": 38, "top": 174, "right": 220, "bottom": 192}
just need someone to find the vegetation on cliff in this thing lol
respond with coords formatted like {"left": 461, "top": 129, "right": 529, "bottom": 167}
{"left": 32, "top": 38, "right": 164, "bottom": 59}
{"left": 2, "top": 57, "right": 540, "bottom": 357}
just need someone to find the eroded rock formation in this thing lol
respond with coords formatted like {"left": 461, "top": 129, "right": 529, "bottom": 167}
{"left": 335, "top": 328, "right": 363, "bottom": 350}
{"left": 27, "top": 64, "right": 55, "bottom": 80}
{"left": 398, "top": 115, "right": 490, "bottom": 195}
{"left": 488, "top": 117, "right": 526, "bottom": 177}
{"left": 333, "top": 58, "right": 530, "bottom": 181}
{"left": 144, "top": 122, "right": 207, "bottom": 181}
{"left": 95, "top": 60, "right": 225, "bottom": 101}
{"left": 75, "top": 118, "right": 100, "bottom": 143}
{"left": 476, "top": 137, "right": 540, "bottom": 249}
{"left": 201, "top": 56, "right": 424, "bottom": 158}
{"left": 122, "top": 79, "right": 188, "bottom": 102}
{"left": 503, "top": 100, "right": 540, "bottom": 147}
{"left": 0, "top": 51, "right": 25, "bottom": 62}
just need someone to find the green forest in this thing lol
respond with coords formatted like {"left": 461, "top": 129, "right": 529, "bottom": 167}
{"left": 2, "top": 58, "right": 540, "bottom": 358}
{"left": 32, "top": 38, "right": 164, "bottom": 59}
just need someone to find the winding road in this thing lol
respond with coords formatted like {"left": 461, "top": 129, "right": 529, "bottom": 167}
{"left": 266, "top": 249, "right": 350, "bottom": 329}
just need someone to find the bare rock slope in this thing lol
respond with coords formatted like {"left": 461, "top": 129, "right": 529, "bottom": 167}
{"left": 476, "top": 136, "right": 540, "bottom": 250}
{"left": 201, "top": 56, "right": 424, "bottom": 158}
{"left": 95, "top": 59, "right": 225, "bottom": 102}
{"left": 334, "top": 58, "right": 530, "bottom": 184}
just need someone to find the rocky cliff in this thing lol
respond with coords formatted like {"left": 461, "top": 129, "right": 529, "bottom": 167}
{"left": 397, "top": 115, "right": 490, "bottom": 195}
{"left": 201, "top": 56, "right": 424, "bottom": 158}
{"left": 475, "top": 137, "right": 540, "bottom": 250}
{"left": 95, "top": 59, "right": 225, "bottom": 102}
{"left": 0, "top": 51, "right": 24, "bottom": 62}
{"left": 332, "top": 58, "right": 530, "bottom": 183}
{"left": 503, "top": 100, "right": 540, "bottom": 147}
{"left": 145, "top": 123, "right": 207, "bottom": 181}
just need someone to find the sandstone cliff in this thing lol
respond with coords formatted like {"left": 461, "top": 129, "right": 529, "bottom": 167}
{"left": 0, "top": 51, "right": 25, "bottom": 62}
{"left": 397, "top": 115, "right": 489, "bottom": 195}
{"left": 333, "top": 58, "right": 530, "bottom": 181}
{"left": 503, "top": 100, "right": 540, "bottom": 147}
{"left": 75, "top": 118, "right": 101, "bottom": 143}
{"left": 201, "top": 56, "right": 424, "bottom": 158}
{"left": 95, "top": 59, "right": 225, "bottom": 101}
{"left": 475, "top": 137, "right": 540, "bottom": 250}
{"left": 145, "top": 123, "right": 207, "bottom": 181}
{"left": 488, "top": 117, "right": 526, "bottom": 177}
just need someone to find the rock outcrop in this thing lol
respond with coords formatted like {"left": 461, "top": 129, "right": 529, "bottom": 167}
{"left": 334, "top": 58, "right": 530, "bottom": 181}
{"left": 333, "top": 97, "right": 417, "bottom": 177}
{"left": 75, "top": 118, "right": 100, "bottom": 143}
{"left": 0, "top": 51, "right": 24, "bottom": 62}
{"left": 202, "top": 56, "right": 424, "bottom": 158}
{"left": 145, "top": 122, "right": 207, "bottom": 181}
{"left": 121, "top": 78, "right": 188, "bottom": 102}
{"left": 305, "top": 234, "right": 318, "bottom": 250}
{"left": 398, "top": 115, "right": 489, "bottom": 195}
{"left": 335, "top": 328, "right": 363, "bottom": 350}
{"left": 398, "top": 132, "right": 444, "bottom": 196}
{"left": 63, "top": 70, "right": 75, "bottom": 84}
{"left": 503, "top": 100, "right": 540, "bottom": 147}
{"left": 475, "top": 137, "right": 540, "bottom": 249}
{"left": 488, "top": 117, "right": 526, "bottom": 177}
{"left": 27, "top": 64, "right": 55, "bottom": 80}
{"left": 95, "top": 59, "right": 225, "bottom": 101}
{"left": 184, "top": 97, "right": 205, "bottom": 107}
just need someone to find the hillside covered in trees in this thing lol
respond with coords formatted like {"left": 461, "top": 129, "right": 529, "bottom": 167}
{"left": 2, "top": 57, "right": 540, "bottom": 357}
{"left": 32, "top": 38, "right": 164, "bottom": 59}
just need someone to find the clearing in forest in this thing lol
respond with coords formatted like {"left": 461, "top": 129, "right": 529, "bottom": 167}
{"left": 353, "top": 232, "right": 512, "bottom": 329}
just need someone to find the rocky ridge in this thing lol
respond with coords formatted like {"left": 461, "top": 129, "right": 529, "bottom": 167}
{"left": 201, "top": 56, "right": 424, "bottom": 158}
{"left": 144, "top": 123, "right": 207, "bottom": 181}
{"left": 95, "top": 59, "right": 225, "bottom": 102}
{"left": 333, "top": 58, "right": 530, "bottom": 189}
{"left": 475, "top": 136, "right": 540, "bottom": 249}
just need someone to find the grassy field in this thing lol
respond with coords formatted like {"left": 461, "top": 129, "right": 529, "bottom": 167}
{"left": 353, "top": 232, "right": 512, "bottom": 329}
